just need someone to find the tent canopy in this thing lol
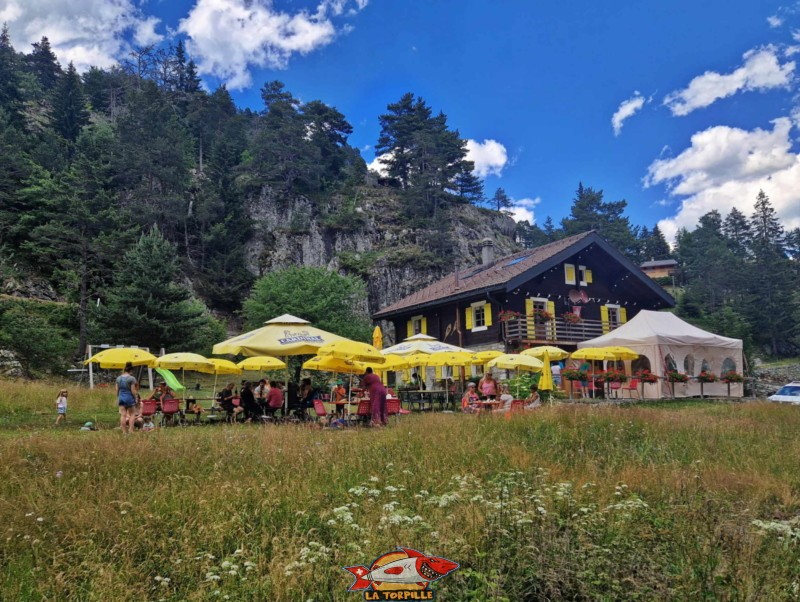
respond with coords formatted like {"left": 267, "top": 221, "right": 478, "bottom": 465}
{"left": 577, "top": 310, "right": 741, "bottom": 350}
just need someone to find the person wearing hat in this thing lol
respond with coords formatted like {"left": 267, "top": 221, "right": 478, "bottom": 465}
{"left": 461, "top": 382, "right": 480, "bottom": 414}
{"left": 331, "top": 380, "right": 347, "bottom": 418}
{"left": 80, "top": 421, "right": 97, "bottom": 431}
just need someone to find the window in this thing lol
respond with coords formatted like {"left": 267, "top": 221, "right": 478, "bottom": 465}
{"left": 578, "top": 265, "right": 587, "bottom": 286}
{"left": 411, "top": 315, "right": 424, "bottom": 335}
{"left": 701, "top": 359, "right": 711, "bottom": 373}
{"left": 632, "top": 356, "right": 651, "bottom": 373}
{"left": 683, "top": 355, "right": 695, "bottom": 375}
{"left": 564, "top": 263, "right": 576, "bottom": 285}
{"left": 470, "top": 301, "right": 488, "bottom": 332}
{"left": 721, "top": 357, "right": 736, "bottom": 375}
{"left": 665, "top": 354, "right": 677, "bottom": 373}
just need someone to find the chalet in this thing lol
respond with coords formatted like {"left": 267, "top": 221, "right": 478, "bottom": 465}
{"left": 640, "top": 259, "right": 678, "bottom": 279}
{"left": 373, "top": 231, "right": 675, "bottom": 352}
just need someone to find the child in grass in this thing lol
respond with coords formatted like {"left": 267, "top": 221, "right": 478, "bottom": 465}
{"left": 142, "top": 415, "right": 155, "bottom": 432}
{"left": 55, "top": 389, "right": 68, "bottom": 425}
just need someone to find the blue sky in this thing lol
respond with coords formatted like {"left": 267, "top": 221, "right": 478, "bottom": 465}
{"left": 3, "top": 0, "right": 800, "bottom": 239}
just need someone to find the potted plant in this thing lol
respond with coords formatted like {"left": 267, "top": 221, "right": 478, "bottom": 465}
{"left": 721, "top": 370, "right": 743, "bottom": 397}
{"left": 635, "top": 369, "right": 659, "bottom": 384}
{"left": 696, "top": 371, "right": 717, "bottom": 398}
{"left": 532, "top": 308, "right": 553, "bottom": 322}
{"left": 498, "top": 309, "right": 522, "bottom": 323}
{"left": 562, "top": 369, "right": 587, "bottom": 400}
{"left": 666, "top": 370, "right": 689, "bottom": 399}
{"left": 603, "top": 368, "right": 628, "bottom": 383}
{"left": 562, "top": 312, "right": 582, "bottom": 325}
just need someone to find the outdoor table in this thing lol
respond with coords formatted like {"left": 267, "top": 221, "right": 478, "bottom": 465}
{"left": 401, "top": 390, "right": 447, "bottom": 411}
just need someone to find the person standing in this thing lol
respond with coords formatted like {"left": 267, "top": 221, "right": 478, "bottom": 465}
{"left": 116, "top": 363, "right": 139, "bottom": 434}
{"left": 478, "top": 372, "right": 498, "bottom": 399}
{"left": 362, "top": 367, "right": 387, "bottom": 427}
{"left": 55, "top": 389, "right": 68, "bottom": 425}
{"left": 551, "top": 362, "right": 562, "bottom": 388}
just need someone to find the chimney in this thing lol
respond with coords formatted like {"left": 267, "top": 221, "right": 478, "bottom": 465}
{"left": 480, "top": 238, "right": 495, "bottom": 266}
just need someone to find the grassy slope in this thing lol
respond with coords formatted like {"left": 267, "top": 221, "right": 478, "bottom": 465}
{"left": 1, "top": 380, "right": 800, "bottom": 600}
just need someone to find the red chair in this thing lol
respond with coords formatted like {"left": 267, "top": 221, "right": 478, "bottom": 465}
{"left": 312, "top": 399, "right": 328, "bottom": 423}
{"left": 387, "top": 398, "right": 410, "bottom": 422}
{"left": 351, "top": 399, "right": 371, "bottom": 425}
{"left": 140, "top": 399, "right": 158, "bottom": 419}
{"left": 160, "top": 397, "right": 182, "bottom": 426}
{"left": 621, "top": 378, "right": 640, "bottom": 399}
{"left": 609, "top": 381, "right": 622, "bottom": 399}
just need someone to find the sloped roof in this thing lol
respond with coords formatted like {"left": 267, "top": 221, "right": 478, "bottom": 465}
{"left": 640, "top": 259, "right": 677, "bottom": 268}
{"left": 374, "top": 231, "right": 595, "bottom": 318}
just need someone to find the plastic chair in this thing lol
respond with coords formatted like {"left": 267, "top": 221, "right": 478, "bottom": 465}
{"left": 140, "top": 399, "right": 158, "bottom": 419}
{"left": 160, "top": 398, "right": 182, "bottom": 426}
{"left": 312, "top": 399, "right": 328, "bottom": 423}
{"left": 621, "top": 378, "right": 640, "bottom": 399}
{"left": 609, "top": 381, "right": 622, "bottom": 399}
{"left": 387, "top": 398, "right": 410, "bottom": 423}
{"left": 351, "top": 399, "right": 371, "bottom": 425}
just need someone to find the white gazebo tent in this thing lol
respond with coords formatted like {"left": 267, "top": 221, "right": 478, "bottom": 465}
{"left": 577, "top": 310, "right": 744, "bottom": 398}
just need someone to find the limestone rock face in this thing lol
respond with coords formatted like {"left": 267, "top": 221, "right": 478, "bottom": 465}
{"left": 245, "top": 185, "right": 519, "bottom": 318}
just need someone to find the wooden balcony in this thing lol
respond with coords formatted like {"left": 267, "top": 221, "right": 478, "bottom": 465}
{"left": 502, "top": 317, "right": 617, "bottom": 346}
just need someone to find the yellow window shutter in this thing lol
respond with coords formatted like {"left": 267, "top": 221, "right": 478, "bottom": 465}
{"left": 421, "top": 317, "right": 428, "bottom": 334}
{"left": 585, "top": 269, "right": 593, "bottom": 284}
{"left": 484, "top": 303, "right": 493, "bottom": 327}
{"left": 619, "top": 307, "right": 627, "bottom": 323}
{"left": 564, "top": 264, "right": 576, "bottom": 285}
{"left": 525, "top": 298, "right": 534, "bottom": 315}
{"left": 465, "top": 307, "right": 474, "bottom": 330}
{"left": 601, "top": 306, "right": 610, "bottom": 333}
{"left": 406, "top": 320, "right": 413, "bottom": 338}
{"left": 546, "top": 301, "right": 555, "bottom": 319}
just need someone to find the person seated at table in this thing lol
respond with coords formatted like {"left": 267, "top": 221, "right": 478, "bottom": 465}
{"left": 217, "top": 382, "right": 242, "bottom": 422}
{"left": 265, "top": 381, "right": 284, "bottom": 418}
{"left": 254, "top": 379, "right": 269, "bottom": 412}
{"left": 461, "top": 382, "right": 481, "bottom": 414}
{"left": 494, "top": 384, "right": 514, "bottom": 413}
{"left": 411, "top": 372, "right": 426, "bottom": 390}
{"left": 479, "top": 372, "right": 498, "bottom": 399}
{"left": 149, "top": 383, "right": 165, "bottom": 401}
{"left": 291, "top": 378, "right": 315, "bottom": 420}
{"left": 331, "top": 381, "right": 347, "bottom": 417}
{"left": 524, "top": 385, "right": 542, "bottom": 410}
{"left": 239, "top": 381, "right": 261, "bottom": 422}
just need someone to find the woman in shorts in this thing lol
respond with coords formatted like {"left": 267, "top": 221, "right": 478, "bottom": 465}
{"left": 116, "top": 363, "right": 139, "bottom": 434}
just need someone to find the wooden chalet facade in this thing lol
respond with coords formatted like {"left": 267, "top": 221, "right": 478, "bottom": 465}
{"left": 373, "top": 231, "right": 675, "bottom": 351}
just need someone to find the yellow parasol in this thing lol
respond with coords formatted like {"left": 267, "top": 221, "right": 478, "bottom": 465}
{"left": 84, "top": 348, "right": 156, "bottom": 369}
{"left": 302, "top": 355, "right": 366, "bottom": 374}
{"left": 212, "top": 314, "right": 346, "bottom": 356}
{"left": 154, "top": 353, "right": 214, "bottom": 401}
{"left": 471, "top": 350, "right": 503, "bottom": 365}
{"left": 377, "top": 354, "right": 409, "bottom": 371}
{"left": 318, "top": 340, "right": 386, "bottom": 364}
{"left": 381, "top": 333, "right": 469, "bottom": 355}
{"left": 571, "top": 348, "right": 616, "bottom": 361}
{"left": 487, "top": 354, "right": 544, "bottom": 372}
{"left": 600, "top": 346, "right": 640, "bottom": 360}
{"left": 236, "top": 356, "right": 288, "bottom": 371}
{"left": 372, "top": 326, "right": 383, "bottom": 350}
{"left": 521, "top": 346, "right": 569, "bottom": 392}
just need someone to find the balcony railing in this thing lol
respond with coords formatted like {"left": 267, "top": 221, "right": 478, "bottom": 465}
{"left": 502, "top": 317, "right": 618, "bottom": 345}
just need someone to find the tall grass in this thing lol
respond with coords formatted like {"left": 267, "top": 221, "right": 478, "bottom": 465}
{"left": 1, "top": 379, "right": 800, "bottom": 600}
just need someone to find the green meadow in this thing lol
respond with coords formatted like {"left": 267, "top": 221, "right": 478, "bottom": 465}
{"left": 1, "top": 379, "right": 800, "bottom": 601}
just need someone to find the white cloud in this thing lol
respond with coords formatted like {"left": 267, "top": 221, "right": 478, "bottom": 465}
{"left": 646, "top": 118, "right": 800, "bottom": 241}
{"left": 367, "top": 152, "right": 391, "bottom": 177}
{"left": 508, "top": 197, "right": 541, "bottom": 224}
{"left": 0, "top": 0, "right": 162, "bottom": 72}
{"left": 465, "top": 139, "right": 508, "bottom": 178}
{"left": 611, "top": 92, "right": 646, "bottom": 136}
{"left": 179, "top": 0, "right": 367, "bottom": 89}
{"left": 767, "top": 15, "right": 784, "bottom": 28}
{"left": 664, "top": 47, "right": 795, "bottom": 116}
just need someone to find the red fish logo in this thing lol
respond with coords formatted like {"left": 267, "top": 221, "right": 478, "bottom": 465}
{"left": 344, "top": 547, "right": 458, "bottom": 598}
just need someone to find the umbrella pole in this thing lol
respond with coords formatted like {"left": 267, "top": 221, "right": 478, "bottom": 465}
{"left": 284, "top": 356, "right": 289, "bottom": 417}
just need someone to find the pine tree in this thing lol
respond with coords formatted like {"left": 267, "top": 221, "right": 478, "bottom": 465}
{"left": 722, "top": 207, "right": 752, "bottom": 258}
{"left": 51, "top": 62, "right": 89, "bottom": 142}
{"left": 491, "top": 187, "right": 512, "bottom": 212}
{"left": 560, "top": 183, "right": 638, "bottom": 257}
{"left": 28, "top": 36, "right": 61, "bottom": 92}
{"left": 453, "top": 170, "right": 484, "bottom": 204}
{"left": 95, "top": 227, "right": 222, "bottom": 352}
{"left": 642, "top": 224, "right": 671, "bottom": 260}
{"left": 0, "top": 24, "right": 23, "bottom": 122}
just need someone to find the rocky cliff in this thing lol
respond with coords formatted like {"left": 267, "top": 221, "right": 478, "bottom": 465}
{"left": 245, "top": 184, "right": 519, "bottom": 323}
